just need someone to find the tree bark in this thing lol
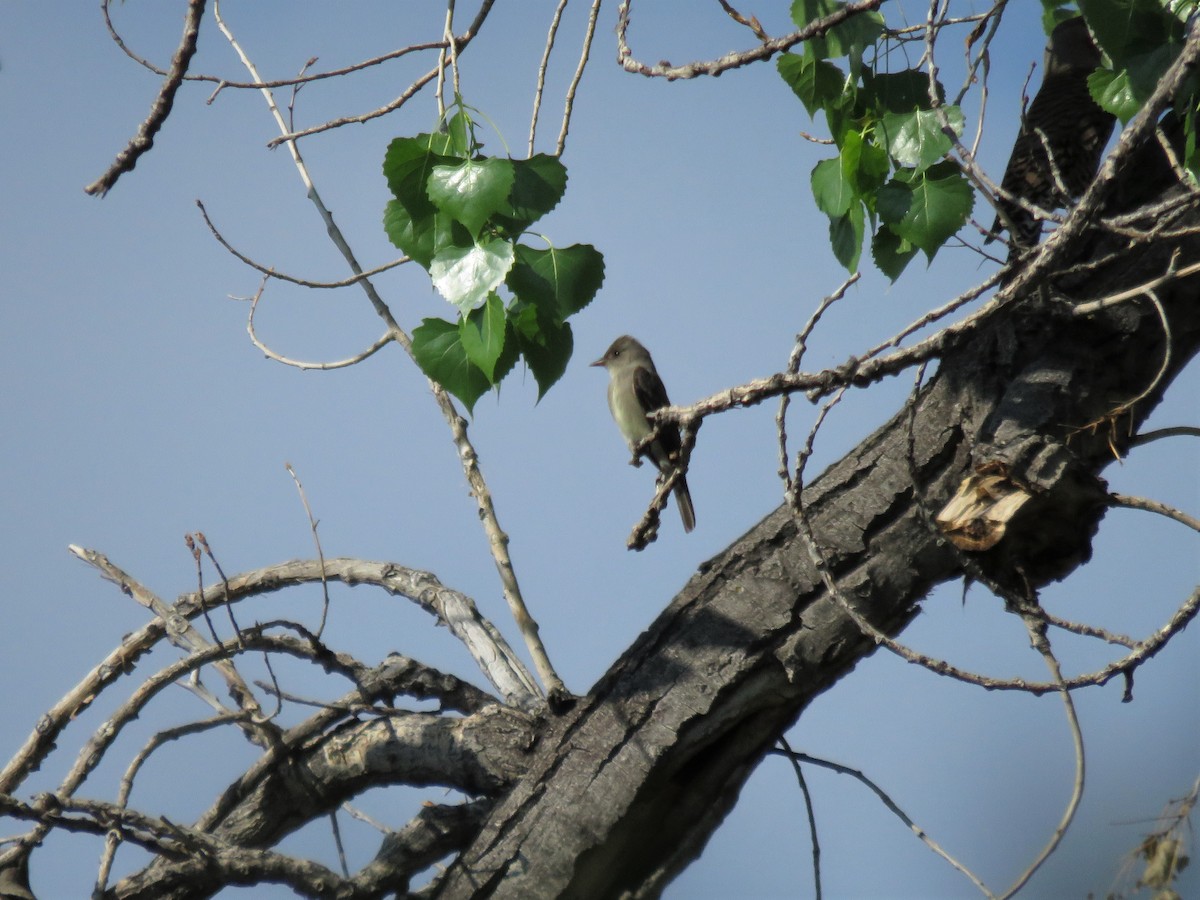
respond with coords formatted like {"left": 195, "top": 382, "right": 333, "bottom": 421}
{"left": 433, "top": 185, "right": 1200, "bottom": 896}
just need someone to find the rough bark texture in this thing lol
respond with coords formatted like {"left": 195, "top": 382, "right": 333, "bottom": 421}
{"left": 431, "top": 189, "right": 1200, "bottom": 895}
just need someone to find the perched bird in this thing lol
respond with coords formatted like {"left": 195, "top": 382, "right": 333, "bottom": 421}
{"left": 987, "top": 17, "right": 1115, "bottom": 253}
{"left": 591, "top": 335, "right": 696, "bottom": 533}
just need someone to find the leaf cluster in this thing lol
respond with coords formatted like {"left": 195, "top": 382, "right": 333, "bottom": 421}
{"left": 777, "top": 0, "right": 973, "bottom": 280}
{"left": 383, "top": 107, "right": 604, "bottom": 411}
{"left": 1078, "top": 0, "right": 1200, "bottom": 179}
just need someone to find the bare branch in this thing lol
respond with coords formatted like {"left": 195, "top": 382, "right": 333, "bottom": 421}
{"left": 616, "top": 0, "right": 885, "bottom": 80}
{"left": 246, "top": 278, "right": 392, "bottom": 371}
{"left": 529, "top": 0, "right": 570, "bottom": 155}
{"left": 264, "top": 0, "right": 498, "bottom": 147}
{"left": 555, "top": 0, "right": 604, "bottom": 156}
{"left": 1000, "top": 608, "right": 1086, "bottom": 899}
{"left": 196, "top": 198, "right": 410, "bottom": 289}
{"left": 85, "top": 0, "right": 205, "bottom": 196}
{"left": 1110, "top": 492, "right": 1200, "bottom": 533}
{"left": 771, "top": 748, "right": 993, "bottom": 897}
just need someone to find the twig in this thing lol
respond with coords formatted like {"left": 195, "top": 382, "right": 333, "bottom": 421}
{"left": 100, "top": 0, "right": 455, "bottom": 92}
{"left": 555, "top": 0, "right": 603, "bottom": 156}
{"left": 659, "top": 270, "right": 1002, "bottom": 426}
{"left": 1130, "top": 425, "right": 1200, "bottom": 447}
{"left": 436, "top": 0, "right": 461, "bottom": 120}
{"left": 1000, "top": 607, "right": 1086, "bottom": 898}
{"left": 529, "top": 0, "right": 570, "bottom": 155}
{"left": 778, "top": 736, "right": 822, "bottom": 900}
{"left": 770, "top": 747, "right": 993, "bottom": 897}
{"left": 195, "top": 532, "right": 245, "bottom": 644}
{"left": 778, "top": 273, "right": 860, "bottom": 494}
{"left": 330, "top": 810, "right": 350, "bottom": 878}
{"left": 85, "top": 0, "right": 205, "bottom": 195}
{"left": 95, "top": 713, "right": 245, "bottom": 895}
{"left": 285, "top": 463, "right": 332, "bottom": 636}
{"left": 616, "top": 0, "right": 885, "bottom": 80}
{"left": 626, "top": 420, "right": 700, "bottom": 550}
{"left": 196, "top": 199, "right": 410, "bottom": 288}
{"left": 1073, "top": 255, "right": 1200, "bottom": 316}
{"left": 1110, "top": 492, "right": 1200, "bottom": 533}
{"left": 265, "top": 0, "right": 497, "bottom": 147}
{"left": 246, "top": 278, "right": 392, "bottom": 371}
{"left": 718, "top": 0, "right": 769, "bottom": 40}
{"left": 67, "top": 545, "right": 271, "bottom": 734}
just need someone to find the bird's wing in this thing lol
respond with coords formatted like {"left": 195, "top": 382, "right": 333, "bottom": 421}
{"left": 633, "top": 365, "right": 683, "bottom": 459}
{"left": 632, "top": 365, "right": 671, "bottom": 413}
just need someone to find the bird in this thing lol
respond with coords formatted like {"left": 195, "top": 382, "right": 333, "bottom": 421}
{"left": 987, "top": 17, "right": 1116, "bottom": 254}
{"left": 591, "top": 335, "right": 696, "bottom": 533}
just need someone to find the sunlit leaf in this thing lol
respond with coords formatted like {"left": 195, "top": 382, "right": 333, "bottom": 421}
{"left": 880, "top": 107, "right": 963, "bottom": 172}
{"left": 430, "top": 238, "right": 516, "bottom": 314}
{"left": 427, "top": 157, "right": 515, "bottom": 237}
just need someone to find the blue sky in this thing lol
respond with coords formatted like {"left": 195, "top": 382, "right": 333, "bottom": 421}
{"left": 0, "top": 3, "right": 1197, "bottom": 897}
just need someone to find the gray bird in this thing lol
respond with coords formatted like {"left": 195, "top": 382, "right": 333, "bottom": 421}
{"left": 591, "top": 335, "right": 696, "bottom": 533}
{"left": 987, "top": 17, "right": 1115, "bottom": 252}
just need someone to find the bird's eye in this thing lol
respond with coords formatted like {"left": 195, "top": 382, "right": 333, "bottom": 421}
{"left": 612, "top": 350, "right": 620, "bottom": 358}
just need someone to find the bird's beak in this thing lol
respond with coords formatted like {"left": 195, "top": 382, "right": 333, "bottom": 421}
{"left": 589, "top": 356, "right": 606, "bottom": 368}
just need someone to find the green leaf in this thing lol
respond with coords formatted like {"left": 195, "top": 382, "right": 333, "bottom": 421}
{"left": 854, "top": 135, "right": 892, "bottom": 196}
{"left": 1040, "top": 0, "right": 1077, "bottom": 32}
{"left": 382, "top": 133, "right": 457, "bottom": 205}
{"left": 1079, "top": 0, "right": 1184, "bottom": 69}
{"left": 512, "top": 305, "right": 573, "bottom": 399}
{"left": 862, "top": 69, "right": 943, "bottom": 115}
{"left": 880, "top": 107, "right": 963, "bottom": 172}
{"left": 430, "top": 238, "right": 516, "bottom": 314}
{"left": 811, "top": 156, "right": 853, "bottom": 217}
{"left": 411, "top": 317, "right": 491, "bottom": 413}
{"left": 383, "top": 199, "right": 470, "bottom": 269}
{"left": 492, "top": 155, "right": 569, "bottom": 235}
{"left": 875, "top": 178, "right": 912, "bottom": 225}
{"left": 791, "top": 0, "right": 884, "bottom": 62}
{"left": 506, "top": 243, "right": 605, "bottom": 322}
{"left": 459, "top": 293, "right": 507, "bottom": 379}
{"left": 871, "top": 226, "right": 919, "bottom": 281}
{"left": 1183, "top": 108, "right": 1200, "bottom": 182}
{"left": 1124, "top": 43, "right": 1183, "bottom": 104}
{"left": 882, "top": 162, "right": 973, "bottom": 260}
{"left": 427, "top": 157, "right": 515, "bottom": 238}
{"left": 1089, "top": 68, "right": 1140, "bottom": 122}
{"left": 828, "top": 201, "right": 864, "bottom": 271}
{"left": 777, "top": 53, "right": 846, "bottom": 118}
{"left": 444, "top": 109, "right": 475, "bottom": 156}
{"left": 382, "top": 133, "right": 468, "bottom": 268}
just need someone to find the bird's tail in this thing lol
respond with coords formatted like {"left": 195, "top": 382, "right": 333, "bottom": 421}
{"left": 674, "top": 476, "right": 696, "bottom": 533}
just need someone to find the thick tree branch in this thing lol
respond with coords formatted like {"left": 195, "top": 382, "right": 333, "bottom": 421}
{"left": 432, "top": 180, "right": 1200, "bottom": 898}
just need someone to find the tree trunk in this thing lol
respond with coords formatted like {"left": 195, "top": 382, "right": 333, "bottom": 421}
{"left": 433, "top": 181, "right": 1200, "bottom": 897}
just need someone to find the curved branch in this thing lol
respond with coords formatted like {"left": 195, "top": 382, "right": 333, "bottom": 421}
{"left": 197, "top": 199, "right": 410, "bottom": 289}
{"left": 110, "top": 704, "right": 534, "bottom": 899}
